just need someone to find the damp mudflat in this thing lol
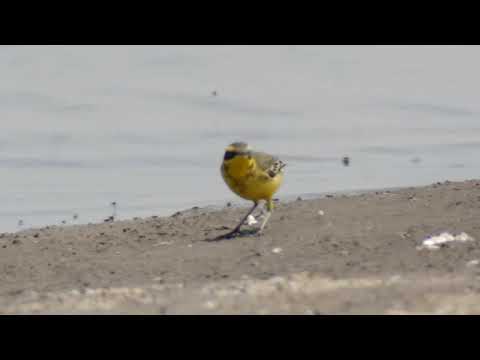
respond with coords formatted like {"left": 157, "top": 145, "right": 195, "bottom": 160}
{"left": 1, "top": 179, "right": 480, "bottom": 314}
{"left": 2, "top": 45, "right": 480, "bottom": 232}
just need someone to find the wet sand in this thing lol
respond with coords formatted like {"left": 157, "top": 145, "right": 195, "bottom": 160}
{"left": 2, "top": 179, "right": 480, "bottom": 314}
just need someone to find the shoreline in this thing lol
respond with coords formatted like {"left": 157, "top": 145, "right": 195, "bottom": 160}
{"left": 1, "top": 178, "right": 480, "bottom": 314}
{"left": 4, "top": 178, "right": 461, "bottom": 236}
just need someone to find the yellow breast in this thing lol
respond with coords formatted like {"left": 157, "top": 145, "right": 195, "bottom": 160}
{"left": 221, "top": 157, "right": 283, "bottom": 202}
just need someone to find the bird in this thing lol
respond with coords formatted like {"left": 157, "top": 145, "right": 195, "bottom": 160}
{"left": 104, "top": 202, "right": 117, "bottom": 223}
{"left": 218, "top": 142, "right": 286, "bottom": 239}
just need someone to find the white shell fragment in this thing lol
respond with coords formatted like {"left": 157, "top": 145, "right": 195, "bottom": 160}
{"left": 246, "top": 215, "right": 258, "bottom": 226}
{"left": 272, "top": 247, "right": 283, "bottom": 254}
{"left": 318, "top": 210, "right": 325, "bottom": 216}
{"left": 417, "top": 232, "right": 475, "bottom": 250}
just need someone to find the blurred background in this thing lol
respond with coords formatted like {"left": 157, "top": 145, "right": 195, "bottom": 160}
{"left": 1, "top": 45, "right": 480, "bottom": 232}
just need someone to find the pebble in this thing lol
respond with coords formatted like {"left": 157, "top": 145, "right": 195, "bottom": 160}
{"left": 272, "top": 247, "right": 283, "bottom": 254}
{"left": 318, "top": 210, "right": 325, "bottom": 216}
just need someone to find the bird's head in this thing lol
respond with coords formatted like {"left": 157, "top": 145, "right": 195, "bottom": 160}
{"left": 223, "top": 142, "right": 255, "bottom": 176}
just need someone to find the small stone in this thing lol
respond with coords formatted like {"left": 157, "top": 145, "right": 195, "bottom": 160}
{"left": 318, "top": 210, "right": 325, "bottom": 216}
{"left": 272, "top": 247, "right": 283, "bottom": 254}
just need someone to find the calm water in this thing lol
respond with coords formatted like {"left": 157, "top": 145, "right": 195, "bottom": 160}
{"left": 2, "top": 45, "right": 480, "bottom": 232}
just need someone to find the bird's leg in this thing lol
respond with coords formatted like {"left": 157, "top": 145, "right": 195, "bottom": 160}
{"left": 217, "top": 202, "right": 258, "bottom": 239}
{"left": 256, "top": 201, "right": 267, "bottom": 218}
{"left": 258, "top": 199, "right": 274, "bottom": 233}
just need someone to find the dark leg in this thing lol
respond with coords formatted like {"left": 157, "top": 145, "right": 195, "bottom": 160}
{"left": 216, "top": 202, "right": 258, "bottom": 239}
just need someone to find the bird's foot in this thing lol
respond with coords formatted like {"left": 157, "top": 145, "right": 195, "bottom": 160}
{"left": 214, "top": 227, "right": 259, "bottom": 241}
{"left": 252, "top": 228, "right": 265, "bottom": 237}
{"left": 214, "top": 229, "right": 242, "bottom": 240}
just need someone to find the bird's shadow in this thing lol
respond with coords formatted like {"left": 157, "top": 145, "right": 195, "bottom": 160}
{"left": 204, "top": 228, "right": 260, "bottom": 242}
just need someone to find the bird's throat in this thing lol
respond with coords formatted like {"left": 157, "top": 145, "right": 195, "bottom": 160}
{"left": 225, "top": 156, "right": 255, "bottom": 179}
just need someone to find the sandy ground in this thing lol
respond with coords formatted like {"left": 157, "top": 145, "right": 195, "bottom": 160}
{"left": 2, "top": 179, "right": 480, "bottom": 314}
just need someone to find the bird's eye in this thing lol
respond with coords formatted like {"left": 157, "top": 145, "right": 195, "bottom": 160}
{"left": 224, "top": 151, "right": 237, "bottom": 161}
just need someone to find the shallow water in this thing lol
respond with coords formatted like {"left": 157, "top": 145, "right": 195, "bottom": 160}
{"left": 2, "top": 45, "right": 480, "bottom": 232}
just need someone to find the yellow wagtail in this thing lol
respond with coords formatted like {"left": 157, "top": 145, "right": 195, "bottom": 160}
{"left": 218, "top": 142, "right": 286, "bottom": 239}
